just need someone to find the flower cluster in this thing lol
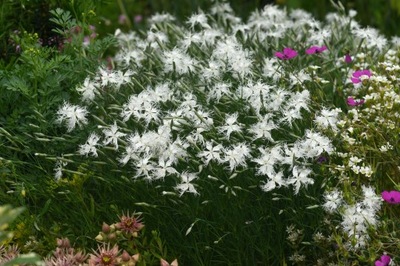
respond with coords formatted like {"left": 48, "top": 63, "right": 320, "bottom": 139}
{"left": 42, "top": 212, "right": 175, "bottom": 266}
{"left": 95, "top": 212, "right": 144, "bottom": 242}
{"left": 56, "top": 3, "right": 339, "bottom": 198}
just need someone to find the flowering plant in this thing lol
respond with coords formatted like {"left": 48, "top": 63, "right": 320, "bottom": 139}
{"left": 3, "top": 0, "right": 400, "bottom": 265}
{"left": 47, "top": 1, "right": 400, "bottom": 264}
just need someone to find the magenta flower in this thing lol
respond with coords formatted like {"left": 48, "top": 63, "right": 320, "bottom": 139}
{"left": 347, "top": 96, "right": 365, "bottom": 106}
{"left": 375, "top": 254, "right": 391, "bottom": 266}
{"left": 275, "top": 48, "right": 298, "bottom": 60}
{"left": 382, "top": 190, "right": 400, "bottom": 204}
{"left": 345, "top": 53, "right": 352, "bottom": 63}
{"left": 306, "top": 45, "right": 327, "bottom": 54}
{"left": 351, "top": 69, "right": 372, "bottom": 84}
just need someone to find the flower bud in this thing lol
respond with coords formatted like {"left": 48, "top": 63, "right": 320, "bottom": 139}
{"left": 121, "top": 250, "right": 131, "bottom": 262}
{"left": 95, "top": 234, "right": 104, "bottom": 242}
{"left": 108, "top": 232, "right": 117, "bottom": 241}
{"left": 102, "top": 222, "right": 111, "bottom": 233}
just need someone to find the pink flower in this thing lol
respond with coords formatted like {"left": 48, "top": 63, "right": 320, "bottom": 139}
{"left": 118, "top": 14, "right": 127, "bottom": 25}
{"left": 375, "top": 254, "right": 391, "bottom": 266}
{"left": 275, "top": 48, "right": 298, "bottom": 60}
{"left": 351, "top": 69, "right": 372, "bottom": 84}
{"left": 382, "top": 190, "right": 400, "bottom": 204}
{"left": 345, "top": 53, "right": 352, "bottom": 63}
{"left": 347, "top": 96, "right": 365, "bottom": 106}
{"left": 134, "top": 15, "right": 143, "bottom": 23}
{"left": 89, "top": 244, "right": 120, "bottom": 266}
{"left": 115, "top": 211, "right": 144, "bottom": 237}
{"left": 306, "top": 45, "right": 327, "bottom": 54}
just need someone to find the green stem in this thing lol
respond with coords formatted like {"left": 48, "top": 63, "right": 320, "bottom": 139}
{"left": 117, "top": 0, "right": 132, "bottom": 29}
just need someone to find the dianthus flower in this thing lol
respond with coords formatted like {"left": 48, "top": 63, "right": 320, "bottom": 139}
{"left": 347, "top": 96, "right": 365, "bottom": 106}
{"left": 305, "top": 45, "right": 327, "bottom": 54}
{"left": 381, "top": 190, "right": 400, "bottom": 204}
{"left": 351, "top": 69, "right": 372, "bottom": 84}
{"left": 375, "top": 254, "right": 391, "bottom": 266}
{"left": 275, "top": 48, "right": 297, "bottom": 60}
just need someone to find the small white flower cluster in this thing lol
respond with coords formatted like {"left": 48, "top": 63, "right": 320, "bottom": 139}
{"left": 323, "top": 186, "right": 381, "bottom": 250}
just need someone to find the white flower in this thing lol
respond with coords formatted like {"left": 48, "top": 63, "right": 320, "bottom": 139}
{"left": 314, "top": 108, "right": 341, "bottom": 132}
{"left": 134, "top": 156, "right": 155, "bottom": 180}
{"left": 56, "top": 102, "right": 89, "bottom": 132}
{"left": 76, "top": 77, "right": 99, "bottom": 102}
{"left": 263, "top": 57, "right": 281, "bottom": 81}
{"left": 260, "top": 171, "right": 286, "bottom": 192}
{"left": 102, "top": 122, "right": 126, "bottom": 150}
{"left": 112, "top": 70, "right": 134, "bottom": 90}
{"left": 223, "top": 143, "right": 251, "bottom": 172}
{"left": 119, "top": 145, "right": 138, "bottom": 165}
{"left": 249, "top": 114, "right": 276, "bottom": 142}
{"left": 362, "top": 186, "right": 381, "bottom": 212}
{"left": 299, "top": 130, "right": 334, "bottom": 158}
{"left": 289, "top": 69, "right": 311, "bottom": 87}
{"left": 197, "top": 141, "right": 224, "bottom": 165}
{"left": 79, "top": 133, "right": 101, "bottom": 157}
{"left": 176, "top": 172, "right": 199, "bottom": 196}
{"left": 207, "top": 82, "right": 231, "bottom": 102}
{"left": 152, "top": 157, "right": 178, "bottom": 180}
{"left": 322, "top": 189, "right": 343, "bottom": 213}
{"left": 286, "top": 166, "right": 313, "bottom": 194}
{"left": 218, "top": 113, "right": 242, "bottom": 139}
{"left": 340, "top": 202, "right": 378, "bottom": 250}
{"left": 186, "top": 10, "right": 210, "bottom": 29}
{"left": 253, "top": 146, "right": 283, "bottom": 177}
{"left": 148, "top": 12, "right": 175, "bottom": 25}
{"left": 162, "top": 48, "right": 197, "bottom": 75}
{"left": 96, "top": 67, "right": 117, "bottom": 87}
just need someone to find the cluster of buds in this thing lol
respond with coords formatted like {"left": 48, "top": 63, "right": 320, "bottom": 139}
{"left": 95, "top": 222, "right": 118, "bottom": 243}
{"left": 117, "top": 250, "right": 140, "bottom": 266}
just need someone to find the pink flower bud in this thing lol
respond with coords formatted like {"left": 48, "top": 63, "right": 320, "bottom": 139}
{"left": 102, "top": 222, "right": 111, "bottom": 233}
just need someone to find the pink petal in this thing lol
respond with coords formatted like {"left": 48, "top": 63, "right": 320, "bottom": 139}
{"left": 361, "top": 69, "right": 372, "bottom": 77}
{"left": 306, "top": 47, "right": 318, "bottom": 54}
{"left": 283, "top": 48, "right": 297, "bottom": 58}
{"left": 347, "top": 97, "right": 356, "bottom": 106}
{"left": 352, "top": 70, "right": 363, "bottom": 78}
{"left": 382, "top": 191, "right": 391, "bottom": 202}
{"left": 382, "top": 190, "right": 400, "bottom": 204}
{"left": 275, "top": 51, "right": 284, "bottom": 59}
{"left": 351, "top": 77, "right": 361, "bottom": 84}
{"left": 380, "top": 255, "right": 391, "bottom": 264}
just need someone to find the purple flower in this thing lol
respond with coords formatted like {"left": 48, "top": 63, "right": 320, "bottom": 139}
{"left": 345, "top": 53, "right": 352, "bottom": 63}
{"left": 375, "top": 254, "right": 391, "bottom": 266}
{"left": 275, "top": 48, "right": 298, "bottom": 60}
{"left": 347, "top": 96, "right": 365, "bottom": 106}
{"left": 351, "top": 69, "right": 372, "bottom": 84}
{"left": 306, "top": 45, "right": 327, "bottom": 54}
{"left": 317, "top": 155, "right": 328, "bottom": 163}
{"left": 382, "top": 190, "right": 400, "bottom": 204}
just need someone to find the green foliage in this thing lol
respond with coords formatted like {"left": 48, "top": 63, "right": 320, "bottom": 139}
{"left": 2, "top": 1, "right": 400, "bottom": 265}
{"left": 0, "top": 205, "right": 25, "bottom": 243}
